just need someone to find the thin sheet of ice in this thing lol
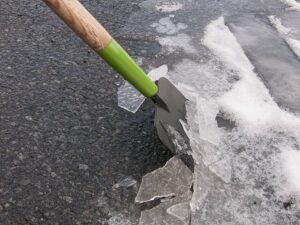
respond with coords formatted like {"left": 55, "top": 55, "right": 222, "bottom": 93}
{"left": 117, "top": 65, "right": 168, "bottom": 113}
{"left": 135, "top": 157, "right": 193, "bottom": 203}
{"left": 118, "top": 83, "right": 146, "bottom": 113}
{"left": 166, "top": 17, "right": 300, "bottom": 224}
{"left": 112, "top": 176, "right": 137, "bottom": 189}
{"left": 166, "top": 202, "right": 190, "bottom": 222}
{"left": 196, "top": 97, "right": 221, "bottom": 145}
{"left": 139, "top": 191, "right": 191, "bottom": 225}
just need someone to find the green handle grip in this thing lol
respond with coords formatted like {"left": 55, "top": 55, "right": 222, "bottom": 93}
{"left": 98, "top": 39, "right": 158, "bottom": 98}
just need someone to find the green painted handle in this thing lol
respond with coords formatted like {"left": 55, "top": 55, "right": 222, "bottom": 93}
{"left": 99, "top": 39, "right": 158, "bottom": 98}
{"left": 43, "top": 0, "right": 158, "bottom": 98}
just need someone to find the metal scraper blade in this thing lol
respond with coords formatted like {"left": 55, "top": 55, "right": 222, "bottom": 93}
{"left": 153, "top": 78, "right": 191, "bottom": 155}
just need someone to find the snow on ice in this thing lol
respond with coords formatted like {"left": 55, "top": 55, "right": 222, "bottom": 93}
{"left": 280, "top": 0, "right": 300, "bottom": 10}
{"left": 269, "top": 15, "right": 300, "bottom": 58}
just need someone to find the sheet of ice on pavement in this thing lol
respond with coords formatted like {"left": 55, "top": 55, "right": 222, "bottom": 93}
{"left": 174, "top": 17, "right": 300, "bottom": 225}
{"left": 117, "top": 65, "right": 168, "bottom": 113}
{"left": 139, "top": 191, "right": 192, "bottom": 225}
{"left": 135, "top": 156, "right": 193, "bottom": 203}
{"left": 226, "top": 14, "right": 300, "bottom": 113}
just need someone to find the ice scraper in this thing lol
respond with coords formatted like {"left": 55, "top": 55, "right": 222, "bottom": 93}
{"left": 42, "top": 0, "right": 190, "bottom": 154}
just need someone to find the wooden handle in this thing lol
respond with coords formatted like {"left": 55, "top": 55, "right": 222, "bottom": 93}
{"left": 43, "top": 0, "right": 112, "bottom": 51}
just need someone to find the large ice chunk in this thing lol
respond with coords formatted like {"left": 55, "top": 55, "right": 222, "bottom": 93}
{"left": 135, "top": 157, "right": 193, "bottom": 203}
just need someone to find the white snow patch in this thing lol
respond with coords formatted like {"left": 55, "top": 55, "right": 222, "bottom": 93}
{"left": 202, "top": 16, "right": 300, "bottom": 206}
{"left": 151, "top": 17, "right": 187, "bottom": 35}
{"left": 268, "top": 15, "right": 291, "bottom": 35}
{"left": 269, "top": 15, "right": 300, "bottom": 59}
{"left": 203, "top": 17, "right": 300, "bottom": 134}
{"left": 166, "top": 202, "right": 190, "bottom": 222}
{"left": 280, "top": 0, "right": 300, "bottom": 10}
{"left": 286, "top": 38, "right": 300, "bottom": 57}
{"left": 156, "top": 2, "right": 183, "bottom": 12}
{"left": 281, "top": 149, "right": 300, "bottom": 204}
{"left": 196, "top": 97, "right": 221, "bottom": 145}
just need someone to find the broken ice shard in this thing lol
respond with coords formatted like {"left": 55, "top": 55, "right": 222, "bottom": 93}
{"left": 112, "top": 176, "right": 137, "bottom": 189}
{"left": 135, "top": 157, "right": 193, "bottom": 203}
{"left": 139, "top": 191, "right": 192, "bottom": 225}
{"left": 117, "top": 65, "right": 168, "bottom": 113}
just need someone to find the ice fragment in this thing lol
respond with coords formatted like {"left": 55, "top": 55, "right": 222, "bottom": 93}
{"left": 117, "top": 65, "right": 168, "bottom": 113}
{"left": 113, "top": 177, "right": 137, "bottom": 189}
{"left": 135, "top": 157, "right": 193, "bottom": 203}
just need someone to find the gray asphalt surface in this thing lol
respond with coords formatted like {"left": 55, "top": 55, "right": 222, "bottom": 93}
{"left": 0, "top": 1, "right": 171, "bottom": 224}
{"left": 2, "top": 0, "right": 299, "bottom": 224}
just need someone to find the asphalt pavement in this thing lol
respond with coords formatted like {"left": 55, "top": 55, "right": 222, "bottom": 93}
{"left": 0, "top": 1, "right": 171, "bottom": 224}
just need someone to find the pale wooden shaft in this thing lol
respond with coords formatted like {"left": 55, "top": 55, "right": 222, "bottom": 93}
{"left": 43, "top": 0, "right": 112, "bottom": 51}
